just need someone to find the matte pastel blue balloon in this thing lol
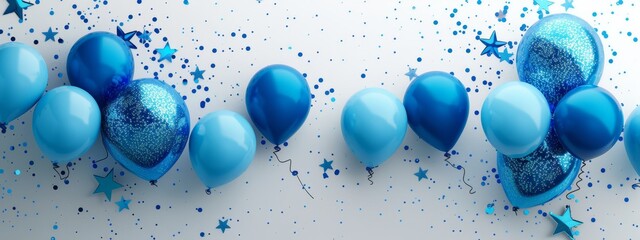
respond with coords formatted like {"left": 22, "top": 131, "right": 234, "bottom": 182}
{"left": 33, "top": 86, "right": 101, "bottom": 165}
{"left": 498, "top": 133, "right": 582, "bottom": 208}
{"left": 67, "top": 32, "right": 134, "bottom": 106}
{"left": 403, "top": 71, "right": 469, "bottom": 152}
{"left": 0, "top": 42, "right": 48, "bottom": 128}
{"left": 342, "top": 88, "right": 407, "bottom": 168}
{"left": 554, "top": 85, "right": 623, "bottom": 160}
{"left": 517, "top": 14, "right": 604, "bottom": 107}
{"left": 189, "top": 110, "right": 256, "bottom": 189}
{"left": 102, "top": 79, "right": 190, "bottom": 182}
{"left": 482, "top": 82, "right": 551, "bottom": 158}
{"left": 624, "top": 107, "right": 640, "bottom": 176}
{"left": 246, "top": 64, "right": 311, "bottom": 146}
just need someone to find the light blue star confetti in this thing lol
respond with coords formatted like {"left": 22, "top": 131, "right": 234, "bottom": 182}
{"left": 414, "top": 167, "right": 428, "bottom": 182}
{"left": 216, "top": 219, "right": 230, "bottom": 233}
{"left": 535, "top": 0, "right": 554, "bottom": 12}
{"left": 561, "top": 0, "right": 574, "bottom": 11}
{"left": 498, "top": 48, "right": 513, "bottom": 62}
{"left": 3, "top": 0, "right": 33, "bottom": 20}
{"left": 93, "top": 169, "right": 123, "bottom": 202}
{"left": 156, "top": 42, "right": 177, "bottom": 62}
{"left": 190, "top": 65, "right": 205, "bottom": 82}
{"left": 115, "top": 196, "right": 131, "bottom": 212}
{"left": 117, "top": 26, "right": 138, "bottom": 49}
{"left": 405, "top": 66, "right": 417, "bottom": 80}
{"left": 42, "top": 27, "right": 57, "bottom": 42}
{"left": 550, "top": 206, "right": 583, "bottom": 240}
{"left": 479, "top": 31, "right": 506, "bottom": 57}
{"left": 319, "top": 159, "right": 333, "bottom": 172}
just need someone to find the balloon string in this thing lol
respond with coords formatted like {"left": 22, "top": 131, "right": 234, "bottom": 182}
{"left": 0, "top": 123, "right": 6, "bottom": 134}
{"left": 273, "top": 146, "right": 314, "bottom": 199}
{"left": 366, "top": 167, "right": 375, "bottom": 185}
{"left": 92, "top": 144, "right": 110, "bottom": 164}
{"left": 52, "top": 163, "right": 70, "bottom": 180}
{"left": 565, "top": 160, "right": 586, "bottom": 199}
{"left": 443, "top": 153, "right": 476, "bottom": 194}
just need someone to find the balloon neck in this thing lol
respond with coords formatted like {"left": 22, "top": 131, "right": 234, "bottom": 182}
{"left": 150, "top": 180, "right": 158, "bottom": 187}
{"left": 205, "top": 188, "right": 212, "bottom": 195}
{"left": 0, "top": 123, "right": 6, "bottom": 134}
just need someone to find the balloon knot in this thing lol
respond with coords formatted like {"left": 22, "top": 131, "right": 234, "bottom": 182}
{"left": 205, "top": 188, "right": 212, "bottom": 195}
{"left": 274, "top": 145, "right": 281, "bottom": 152}
{"left": 512, "top": 207, "right": 519, "bottom": 215}
{"left": 0, "top": 123, "right": 6, "bottom": 134}
{"left": 150, "top": 180, "right": 158, "bottom": 187}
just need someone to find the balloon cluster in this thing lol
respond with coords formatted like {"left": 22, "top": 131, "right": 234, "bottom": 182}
{"left": 481, "top": 14, "right": 623, "bottom": 208}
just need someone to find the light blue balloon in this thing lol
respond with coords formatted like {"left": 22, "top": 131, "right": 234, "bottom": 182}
{"left": 341, "top": 88, "right": 407, "bottom": 168}
{"left": 625, "top": 107, "right": 640, "bottom": 176}
{"left": 189, "top": 110, "right": 256, "bottom": 189}
{"left": 0, "top": 42, "right": 48, "bottom": 127}
{"left": 33, "top": 86, "right": 101, "bottom": 165}
{"left": 482, "top": 82, "right": 551, "bottom": 158}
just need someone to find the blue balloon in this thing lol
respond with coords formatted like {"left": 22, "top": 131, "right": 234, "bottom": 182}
{"left": 482, "top": 82, "right": 551, "bottom": 158}
{"left": 102, "top": 79, "right": 190, "bottom": 182}
{"left": 403, "top": 71, "right": 469, "bottom": 152}
{"left": 624, "top": 107, "right": 640, "bottom": 176}
{"left": 33, "top": 86, "right": 101, "bottom": 165}
{"left": 554, "top": 85, "right": 623, "bottom": 160}
{"left": 67, "top": 32, "right": 134, "bottom": 106}
{"left": 342, "top": 88, "right": 407, "bottom": 168}
{"left": 517, "top": 14, "right": 604, "bottom": 107}
{"left": 498, "top": 134, "right": 582, "bottom": 208}
{"left": 189, "top": 110, "right": 256, "bottom": 189}
{"left": 246, "top": 64, "right": 311, "bottom": 146}
{"left": 0, "top": 42, "right": 47, "bottom": 128}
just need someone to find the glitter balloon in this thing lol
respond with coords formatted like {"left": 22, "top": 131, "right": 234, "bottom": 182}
{"left": 102, "top": 79, "right": 190, "bottom": 182}
{"left": 497, "top": 133, "right": 581, "bottom": 208}
{"left": 516, "top": 13, "right": 604, "bottom": 107}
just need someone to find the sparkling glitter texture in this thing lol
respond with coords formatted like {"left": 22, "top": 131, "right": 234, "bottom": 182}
{"left": 497, "top": 133, "right": 582, "bottom": 208}
{"left": 102, "top": 79, "right": 190, "bottom": 181}
{"left": 516, "top": 13, "right": 604, "bottom": 107}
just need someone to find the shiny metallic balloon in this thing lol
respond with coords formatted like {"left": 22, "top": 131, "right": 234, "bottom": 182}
{"left": 102, "top": 79, "right": 190, "bottom": 182}
{"left": 516, "top": 13, "right": 603, "bottom": 107}
{"left": 497, "top": 133, "right": 581, "bottom": 208}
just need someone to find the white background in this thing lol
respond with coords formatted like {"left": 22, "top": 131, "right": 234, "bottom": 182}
{"left": 1, "top": 1, "right": 640, "bottom": 239}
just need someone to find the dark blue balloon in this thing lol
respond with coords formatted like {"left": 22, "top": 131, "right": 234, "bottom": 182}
{"left": 246, "top": 64, "right": 311, "bottom": 146}
{"left": 553, "top": 85, "right": 623, "bottom": 160}
{"left": 403, "top": 71, "right": 469, "bottom": 152}
{"left": 497, "top": 133, "right": 582, "bottom": 208}
{"left": 102, "top": 79, "right": 190, "bottom": 182}
{"left": 67, "top": 32, "right": 134, "bottom": 106}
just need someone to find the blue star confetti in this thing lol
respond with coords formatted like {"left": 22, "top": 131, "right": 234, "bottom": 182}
{"left": 414, "top": 167, "right": 428, "bottom": 182}
{"left": 156, "top": 42, "right": 177, "bottom": 62}
{"left": 479, "top": 31, "right": 506, "bottom": 57}
{"left": 216, "top": 219, "right": 230, "bottom": 233}
{"left": 535, "top": 0, "right": 554, "bottom": 12}
{"left": 93, "top": 169, "right": 123, "bottom": 202}
{"left": 115, "top": 196, "right": 131, "bottom": 212}
{"left": 550, "top": 206, "right": 583, "bottom": 240}
{"left": 190, "top": 65, "right": 205, "bottom": 83}
{"left": 405, "top": 66, "right": 417, "bottom": 80}
{"left": 561, "top": 0, "right": 574, "bottom": 11}
{"left": 42, "top": 27, "right": 58, "bottom": 42}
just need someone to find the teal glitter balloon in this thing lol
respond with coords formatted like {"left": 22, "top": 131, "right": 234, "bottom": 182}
{"left": 102, "top": 79, "right": 190, "bottom": 182}
{"left": 516, "top": 13, "right": 604, "bottom": 107}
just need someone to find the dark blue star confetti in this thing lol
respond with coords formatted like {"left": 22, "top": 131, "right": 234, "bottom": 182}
{"left": 3, "top": 0, "right": 33, "bottom": 20}
{"left": 116, "top": 26, "right": 138, "bottom": 49}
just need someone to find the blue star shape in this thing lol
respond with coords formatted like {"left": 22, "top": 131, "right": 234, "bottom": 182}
{"left": 3, "top": 0, "right": 33, "bottom": 20}
{"left": 156, "top": 42, "right": 177, "bottom": 62}
{"left": 479, "top": 31, "right": 506, "bottom": 57}
{"left": 498, "top": 48, "right": 513, "bottom": 62}
{"left": 190, "top": 65, "right": 205, "bottom": 82}
{"left": 414, "top": 167, "right": 428, "bottom": 181}
{"left": 405, "top": 66, "right": 417, "bottom": 80}
{"left": 535, "top": 0, "right": 554, "bottom": 12}
{"left": 319, "top": 159, "right": 334, "bottom": 172}
{"left": 216, "top": 219, "right": 230, "bottom": 233}
{"left": 117, "top": 26, "right": 138, "bottom": 49}
{"left": 138, "top": 29, "right": 152, "bottom": 43}
{"left": 550, "top": 206, "right": 583, "bottom": 240}
{"left": 115, "top": 196, "right": 131, "bottom": 212}
{"left": 93, "top": 169, "right": 123, "bottom": 201}
{"left": 561, "top": 0, "right": 574, "bottom": 11}
{"left": 42, "top": 27, "right": 58, "bottom": 42}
